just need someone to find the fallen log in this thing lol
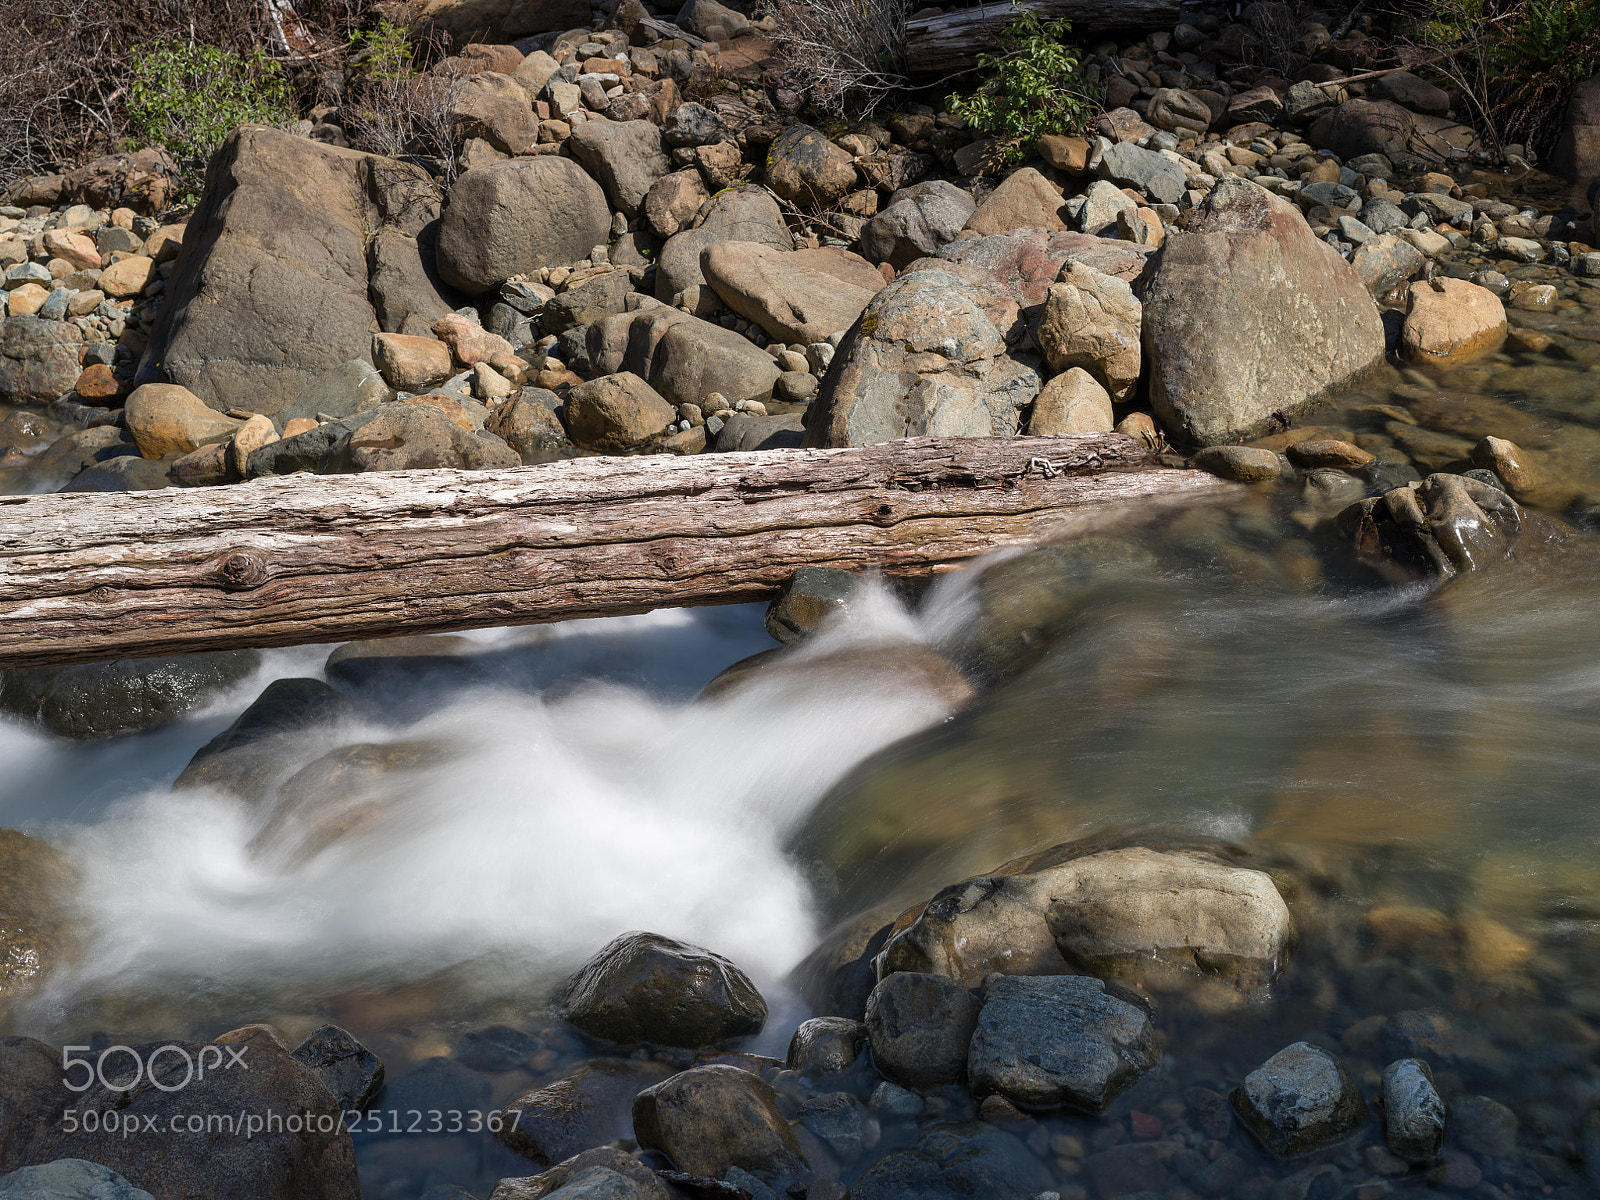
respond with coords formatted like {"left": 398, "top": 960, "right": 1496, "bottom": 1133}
{"left": 905, "top": 0, "right": 1181, "bottom": 79}
{"left": 0, "top": 434, "right": 1229, "bottom": 668}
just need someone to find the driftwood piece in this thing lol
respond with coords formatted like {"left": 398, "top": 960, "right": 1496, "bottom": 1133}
{"left": 905, "top": 0, "right": 1181, "bottom": 79}
{"left": 0, "top": 435, "right": 1229, "bottom": 668}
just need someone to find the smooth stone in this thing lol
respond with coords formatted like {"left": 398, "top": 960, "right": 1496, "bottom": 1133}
{"left": 630, "top": 1064, "right": 807, "bottom": 1178}
{"left": 787, "top": 1017, "right": 866, "bottom": 1076}
{"left": 864, "top": 971, "right": 981, "bottom": 1089}
{"left": 1232, "top": 1042, "right": 1368, "bottom": 1157}
{"left": 1192, "top": 445, "right": 1282, "bottom": 481}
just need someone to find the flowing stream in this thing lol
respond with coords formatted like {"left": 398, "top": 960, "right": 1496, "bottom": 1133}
{"left": 6, "top": 298, "right": 1600, "bottom": 1197}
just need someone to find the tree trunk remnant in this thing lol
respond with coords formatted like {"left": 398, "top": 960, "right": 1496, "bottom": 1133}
{"left": 0, "top": 435, "right": 1229, "bottom": 668}
{"left": 904, "top": 0, "right": 1183, "bottom": 79}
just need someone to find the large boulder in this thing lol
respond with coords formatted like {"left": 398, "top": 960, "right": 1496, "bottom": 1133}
{"left": 124, "top": 383, "right": 242, "bottom": 457}
{"left": 409, "top": 0, "right": 591, "bottom": 48}
{"left": 765, "top": 124, "right": 857, "bottom": 208}
{"left": 1308, "top": 98, "right": 1415, "bottom": 160}
{"left": 583, "top": 306, "right": 780, "bottom": 407}
{"left": 12, "top": 1040, "right": 362, "bottom": 1200}
{"left": 338, "top": 403, "right": 519, "bottom": 472}
{"left": 0, "top": 832, "right": 72, "bottom": 1005}
{"left": 568, "top": 120, "right": 672, "bottom": 218}
{"left": 860, "top": 181, "right": 975, "bottom": 271}
{"left": 140, "top": 127, "right": 438, "bottom": 416}
{"left": 0, "top": 650, "right": 261, "bottom": 740}
{"left": 803, "top": 268, "right": 1040, "bottom": 447}
{"left": 655, "top": 186, "right": 792, "bottom": 314}
{"left": 557, "top": 931, "right": 767, "bottom": 1048}
{"left": 874, "top": 842, "right": 1294, "bottom": 997}
{"left": 963, "top": 167, "right": 1068, "bottom": 235}
{"left": 0, "top": 315, "right": 83, "bottom": 404}
{"left": 1141, "top": 177, "right": 1384, "bottom": 447}
{"left": 563, "top": 372, "right": 677, "bottom": 451}
{"left": 702, "top": 242, "right": 885, "bottom": 344}
{"left": 437, "top": 158, "right": 611, "bottom": 295}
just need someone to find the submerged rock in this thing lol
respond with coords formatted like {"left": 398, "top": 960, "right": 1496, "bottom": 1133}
{"left": 1338, "top": 472, "right": 1534, "bottom": 579}
{"left": 1232, "top": 1041, "right": 1368, "bottom": 1156}
{"left": 849, "top": 1127, "right": 1052, "bottom": 1200}
{"left": 501, "top": 1059, "right": 673, "bottom": 1167}
{"left": 967, "top": 975, "right": 1159, "bottom": 1113}
{"left": 558, "top": 931, "right": 767, "bottom": 1048}
{"left": 765, "top": 568, "right": 858, "bottom": 644}
{"left": 875, "top": 843, "right": 1294, "bottom": 997}
{"left": 631, "top": 1064, "right": 807, "bottom": 1178}
{"left": 0, "top": 650, "right": 261, "bottom": 740}
{"left": 1382, "top": 1057, "right": 1446, "bottom": 1164}
{"left": 173, "top": 677, "right": 349, "bottom": 801}
{"left": 0, "top": 831, "right": 73, "bottom": 1005}
{"left": 488, "top": 1147, "right": 672, "bottom": 1200}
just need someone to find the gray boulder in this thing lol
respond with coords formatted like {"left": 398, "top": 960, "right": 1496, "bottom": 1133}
{"left": 860, "top": 181, "right": 976, "bottom": 270}
{"left": 140, "top": 127, "right": 437, "bottom": 415}
{"left": 368, "top": 223, "right": 465, "bottom": 338}
{"left": 713, "top": 412, "right": 804, "bottom": 451}
{"left": 967, "top": 975, "right": 1160, "bottom": 1112}
{"left": 337, "top": 403, "right": 518, "bottom": 472}
{"left": 500, "top": 1059, "right": 673, "bottom": 1168}
{"left": 1141, "top": 177, "right": 1384, "bottom": 447}
{"left": 1096, "top": 141, "right": 1188, "bottom": 206}
{"left": 765, "top": 124, "right": 857, "bottom": 208}
{"left": 558, "top": 931, "right": 767, "bottom": 1048}
{"left": 437, "top": 158, "right": 611, "bottom": 295}
{"left": 864, "top": 971, "right": 982, "bottom": 1089}
{"left": 803, "top": 268, "right": 1040, "bottom": 447}
{"left": 1, "top": 650, "right": 261, "bottom": 740}
{"left": 0, "top": 315, "right": 83, "bottom": 404}
{"left": 568, "top": 120, "right": 672, "bottom": 219}
{"left": 409, "top": 0, "right": 589, "bottom": 48}
{"left": 564, "top": 372, "right": 677, "bottom": 451}
{"left": 701, "top": 242, "right": 885, "bottom": 344}
{"left": 1232, "top": 1042, "right": 1368, "bottom": 1157}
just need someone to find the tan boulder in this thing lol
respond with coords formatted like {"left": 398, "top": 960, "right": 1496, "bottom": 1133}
{"left": 42, "top": 228, "right": 100, "bottom": 270}
{"left": 125, "top": 383, "right": 243, "bottom": 459}
{"left": 1401, "top": 278, "right": 1507, "bottom": 361}
{"left": 1036, "top": 134, "right": 1090, "bottom": 173}
{"left": 432, "top": 312, "right": 514, "bottom": 365}
{"left": 564, "top": 371, "right": 676, "bottom": 451}
{"left": 143, "top": 223, "right": 186, "bottom": 262}
{"left": 964, "top": 166, "right": 1067, "bottom": 236}
{"left": 99, "top": 254, "right": 156, "bottom": 298}
{"left": 7, "top": 284, "right": 47, "bottom": 316}
{"left": 372, "top": 332, "right": 453, "bottom": 390}
{"left": 1027, "top": 368, "right": 1114, "bottom": 435}
{"left": 1036, "top": 262, "right": 1142, "bottom": 401}
{"left": 701, "top": 242, "right": 886, "bottom": 344}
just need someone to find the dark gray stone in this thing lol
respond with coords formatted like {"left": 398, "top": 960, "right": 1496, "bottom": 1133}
{"left": 798, "top": 1091, "right": 865, "bottom": 1159}
{"left": 863, "top": 971, "right": 981, "bottom": 1089}
{"left": 713, "top": 412, "right": 804, "bottom": 452}
{"left": 1231, "top": 1042, "right": 1368, "bottom": 1157}
{"left": 173, "top": 677, "right": 348, "bottom": 801}
{"left": 849, "top": 1128, "right": 1052, "bottom": 1200}
{"left": 967, "top": 975, "right": 1159, "bottom": 1113}
{"left": 61, "top": 455, "right": 171, "bottom": 492}
{"left": 558, "top": 931, "right": 767, "bottom": 1048}
{"left": 1382, "top": 1058, "right": 1445, "bottom": 1164}
{"left": 1, "top": 650, "right": 262, "bottom": 740}
{"left": 292, "top": 1024, "right": 385, "bottom": 1113}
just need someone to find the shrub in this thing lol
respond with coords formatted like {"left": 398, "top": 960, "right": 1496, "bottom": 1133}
{"left": 127, "top": 41, "right": 298, "bottom": 201}
{"left": 339, "top": 20, "right": 463, "bottom": 185}
{"left": 946, "top": 10, "right": 1099, "bottom": 165}
{"left": 768, "top": 0, "right": 910, "bottom": 117}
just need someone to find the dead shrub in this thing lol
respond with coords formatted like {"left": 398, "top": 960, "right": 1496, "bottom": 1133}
{"left": 766, "top": 0, "right": 910, "bottom": 116}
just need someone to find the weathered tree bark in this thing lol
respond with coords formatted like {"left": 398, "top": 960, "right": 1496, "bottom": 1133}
{"left": 905, "top": 0, "right": 1182, "bottom": 79}
{"left": 0, "top": 435, "right": 1229, "bottom": 668}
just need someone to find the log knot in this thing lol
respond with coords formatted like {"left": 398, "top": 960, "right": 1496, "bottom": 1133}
{"left": 212, "top": 550, "right": 271, "bottom": 591}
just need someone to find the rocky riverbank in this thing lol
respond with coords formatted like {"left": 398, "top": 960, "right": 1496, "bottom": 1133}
{"left": 3, "top": 1, "right": 1600, "bottom": 1199}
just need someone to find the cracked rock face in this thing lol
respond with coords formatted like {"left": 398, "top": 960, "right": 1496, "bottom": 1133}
{"left": 967, "top": 974, "right": 1160, "bottom": 1113}
{"left": 1232, "top": 1041, "right": 1369, "bottom": 1157}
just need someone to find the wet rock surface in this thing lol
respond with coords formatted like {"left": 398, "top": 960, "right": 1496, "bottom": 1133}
{"left": 863, "top": 971, "right": 982, "bottom": 1089}
{"left": 1232, "top": 1041, "right": 1369, "bottom": 1156}
{"left": 557, "top": 931, "right": 767, "bottom": 1048}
